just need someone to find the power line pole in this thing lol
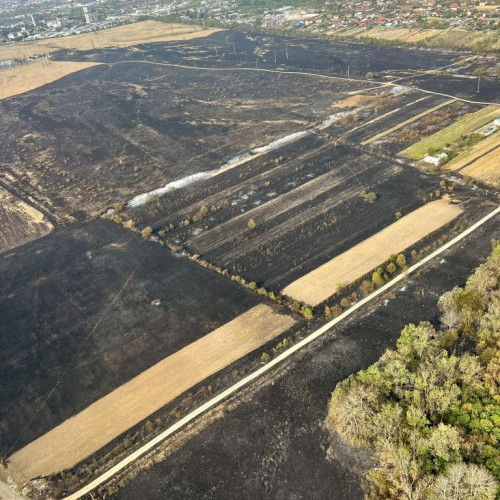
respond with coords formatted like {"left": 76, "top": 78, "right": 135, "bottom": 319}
{"left": 347, "top": 65, "right": 350, "bottom": 79}
{"left": 477, "top": 75, "right": 481, "bottom": 93}
{"left": 233, "top": 41, "right": 236, "bottom": 54}
{"left": 274, "top": 49, "right": 277, "bottom": 64}
{"left": 285, "top": 43, "right": 288, "bottom": 59}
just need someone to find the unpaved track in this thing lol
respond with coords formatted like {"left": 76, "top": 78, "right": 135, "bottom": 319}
{"left": 110, "top": 60, "right": 500, "bottom": 107}
{"left": 7, "top": 304, "right": 295, "bottom": 482}
{"left": 62, "top": 204, "right": 500, "bottom": 500}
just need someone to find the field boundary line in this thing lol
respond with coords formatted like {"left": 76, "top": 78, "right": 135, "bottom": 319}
{"left": 63, "top": 204, "right": 499, "bottom": 500}
{"left": 361, "top": 98, "right": 456, "bottom": 145}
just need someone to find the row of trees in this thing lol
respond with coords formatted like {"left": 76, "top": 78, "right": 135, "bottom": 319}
{"left": 326, "top": 241, "right": 500, "bottom": 499}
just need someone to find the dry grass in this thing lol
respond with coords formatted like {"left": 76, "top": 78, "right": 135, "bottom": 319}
{"left": 0, "top": 22, "right": 217, "bottom": 61}
{"left": 281, "top": 200, "right": 462, "bottom": 306}
{"left": 0, "top": 187, "right": 53, "bottom": 253}
{"left": 0, "top": 59, "right": 98, "bottom": 100}
{"left": 361, "top": 99, "right": 456, "bottom": 145}
{"left": 447, "top": 132, "right": 500, "bottom": 171}
{"left": 332, "top": 95, "right": 374, "bottom": 108}
{"left": 461, "top": 147, "right": 500, "bottom": 186}
{"left": 6, "top": 304, "right": 295, "bottom": 481}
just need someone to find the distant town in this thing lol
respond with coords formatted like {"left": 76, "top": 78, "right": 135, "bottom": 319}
{"left": 0, "top": 0, "right": 498, "bottom": 48}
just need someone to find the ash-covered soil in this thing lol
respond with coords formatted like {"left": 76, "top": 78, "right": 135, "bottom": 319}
{"left": 0, "top": 220, "right": 267, "bottom": 456}
{"left": 113, "top": 213, "right": 500, "bottom": 500}
{"left": 135, "top": 133, "right": 487, "bottom": 291}
{"left": 2, "top": 30, "right": 496, "bottom": 224}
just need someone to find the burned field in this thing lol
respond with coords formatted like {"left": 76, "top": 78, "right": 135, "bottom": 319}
{"left": 0, "top": 220, "right": 280, "bottom": 461}
{"left": 131, "top": 133, "right": 475, "bottom": 293}
{"left": 1, "top": 26, "right": 499, "bottom": 498}
{"left": 0, "top": 29, "right": 487, "bottom": 225}
{"left": 0, "top": 184, "right": 53, "bottom": 253}
{"left": 58, "top": 30, "right": 460, "bottom": 77}
{"left": 113, "top": 204, "right": 500, "bottom": 500}
{"left": 0, "top": 52, "right": 372, "bottom": 222}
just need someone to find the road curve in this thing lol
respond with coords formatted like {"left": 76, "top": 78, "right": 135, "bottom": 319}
{"left": 63, "top": 203, "right": 500, "bottom": 500}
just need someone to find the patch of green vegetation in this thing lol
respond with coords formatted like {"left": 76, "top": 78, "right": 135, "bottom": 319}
{"left": 404, "top": 106, "right": 500, "bottom": 160}
{"left": 326, "top": 241, "right": 500, "bottom": 499}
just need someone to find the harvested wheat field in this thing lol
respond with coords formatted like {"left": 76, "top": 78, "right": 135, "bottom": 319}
{"left": 0, "top": 59, "right": 98, "bottom": 100}
{"left": 448, "top": 133, "right": 500, "bottom": 171}
{"left": 0, "top": 186, "right": 53, "bottom": 252}
{"left": 6, "top": 304, "right": 295, "bottom": 482}
{"left": 0, "top": 22, "right": 216, "bottom": 61}
{"left": 281, "top": 200, "right": 462, "bottom": 306}
{"left": 461, "top": 147, "right": 500, "bottom": 186}
{"left": 327, "top": 26, "right": 500, "bottom": 51}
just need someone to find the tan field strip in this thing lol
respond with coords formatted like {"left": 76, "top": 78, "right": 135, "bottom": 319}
{"left": 461, "top": 147, "right": 500, "bottom": 185}
{"left": 7, "top": 304, "right": 295, "bottom": 481}
{"left": 361, "top": 98, "right": 456, "bottom": 145}
{"left": 0, "top": 22, "right": 218, "bottom": 99}
{"left": 0, "top": 59, "right": 99, "bottom": 99}
{"left": 447, "top": 132, "right": 500, "bottom": 171}
{"left": 0, "top": 22, "right": 216, "bottom": 61}
{"left": 282, "top": 200, "right": 462, "bottom": 306}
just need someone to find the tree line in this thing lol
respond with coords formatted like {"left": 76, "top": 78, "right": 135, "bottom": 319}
{"left": 326, "top": 240, "right": 500, "bottom": 499}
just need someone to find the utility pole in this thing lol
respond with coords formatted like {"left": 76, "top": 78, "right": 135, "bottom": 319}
{"left": 274, "top": 49, "right": 277, "bottom": 64}
{"left": 215, "top": 47, "right": 218, "bottom": 57}
{"left": 285, "top": 43, "right": 288, "bottom": 59}
{"left": 477, "top": 75, "right": 481, "bottom": 93}
{"left": 233, "top": 41, "right": 236, "bottom": 54}
{"left": 347, "top": 65, "right": 350, "bottom": 79}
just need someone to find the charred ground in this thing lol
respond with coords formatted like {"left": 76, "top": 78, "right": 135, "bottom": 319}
{"left": 0, "top": 220, "right": 274, "bottom": 456}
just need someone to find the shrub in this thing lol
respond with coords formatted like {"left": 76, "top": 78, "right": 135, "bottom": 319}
{"left": 301, "top": 306, "right": 314, "bottom": 319}
{"left": 361, "top": 190, "right": 377, "bottom": 203}
{"left": 247, "top": 218, "right": 256, "bottom": 229}
{"left": 361, "top": 279, "right": 374, "bottom": 296}
{"left": 141, "top": 226, "right": 153, "bottom": 239}
{"left": 387, "top": 262, "right": 397, "bottom": 274}
{"left": 372, "top": 271, "right": 385, "bottom": 288}
{"left": 396, "top": 254, "right": 407, "bottom": 270}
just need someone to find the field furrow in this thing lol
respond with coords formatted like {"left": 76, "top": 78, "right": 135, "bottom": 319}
{"left": 214, "top": 163, "right": 402, "bottom": 265}
{"left": 189, "top": 158, "right": 376, "bottom": 254}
